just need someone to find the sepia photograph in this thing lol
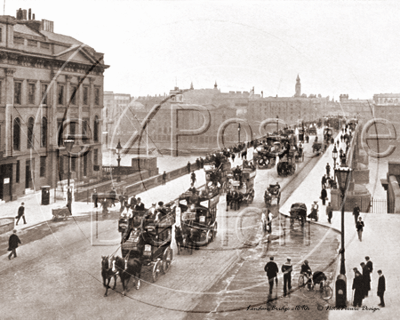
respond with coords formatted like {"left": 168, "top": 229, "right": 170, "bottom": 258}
{"left": 0, "top": 1, "right": 398, "bottom": 319}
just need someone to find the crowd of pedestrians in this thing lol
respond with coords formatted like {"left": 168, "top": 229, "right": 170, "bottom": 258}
{"left": 352, "top": 256, "right": 385, "bottom": 308}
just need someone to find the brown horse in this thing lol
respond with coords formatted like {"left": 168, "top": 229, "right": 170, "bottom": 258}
{"left": 101, "top": 256, "right": 117, "bottom": 297}
{"left": 112, "top": 255, "right": 142, "bottom": 296}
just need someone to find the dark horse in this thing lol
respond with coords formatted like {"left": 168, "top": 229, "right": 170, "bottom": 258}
{"left": 101, "top": 256, "right": 117, "bottom": 297}
{"left": 112, "top": 255, "right": 142, "bottom": 296}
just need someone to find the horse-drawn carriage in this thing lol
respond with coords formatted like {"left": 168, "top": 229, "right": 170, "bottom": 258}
{"left": 226, "top": 167, "right": 256, "bottom": 210}
{"left": 264, "top": 183, "right": 281, "bottom": 207}
{"left": 277, "top": 143, "right": 297, "bottom": 176}
{"left": 174, "top": 190, "right": 219, "bottom": 252}
{"left": 289, "top": 202, "right": 307, "bottom": 227}
{"left": 323, "top": 127, "right": 334, "bottom": 145}
{"left": 312, "top": 141, "right": 323, "bottom": 154}
{"left": 254, "top": 145, "right": 276, "bottom": 169}
{"left": 119, "top": 206, "right": 175, "bottom": 284}
{"left": 307, "top": 125, "right": 317, "bottom": 136}
{"left": 204, "top": 157, "right": 231, "bottom": 194}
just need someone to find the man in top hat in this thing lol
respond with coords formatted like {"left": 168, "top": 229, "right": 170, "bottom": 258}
{"left": 377, "top": 270, "right": 385, "bottom": 307}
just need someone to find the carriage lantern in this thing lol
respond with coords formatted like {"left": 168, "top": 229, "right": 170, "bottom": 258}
{"left": 332, "top": 144, "right": 338, "bottom": 170}
{"left": 334, "top": 166, "right": 352, "bottom": 308}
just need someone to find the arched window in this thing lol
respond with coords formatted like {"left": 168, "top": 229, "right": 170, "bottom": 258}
{"left": 27, "top": 117, "right": 34, "bottom": 149}
{"left": 13, "top": 118, "right": 21, "bottom": 150}
{"left": 94, "top": 115, "right": 99, "bottom": 142}
{"left": 41, "top": 117, "right": 47, "bottom": 147}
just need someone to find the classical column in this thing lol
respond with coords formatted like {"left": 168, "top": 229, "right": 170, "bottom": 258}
{"left": 4, "top": 68, "right": 16, "bottom": 157}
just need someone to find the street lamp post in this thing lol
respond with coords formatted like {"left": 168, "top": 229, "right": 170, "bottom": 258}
{"left": 238, "top": 123, "right": 241, "bottom": 144}
{"left": 334, "top": 166, "right": 352, "bottom": 308}
{"left": 64, "top": 139, "right": 74, "bottom": 214}
{"left": 116, "top": 139, "right": 122, "bottom": 182}
{"left": 332, "top": 144, "right": 338, "bottom": 170}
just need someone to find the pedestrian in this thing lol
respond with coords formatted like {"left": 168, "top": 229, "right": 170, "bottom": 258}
{"left": 361, "top": 262, "right": 371, "bottom": 298}
{"left": 365, "top": 256, "right": 373, "bottom": 275}
{"left": 119, "top": 192, "right": 126, "bottom": 213}
{"left": 326, "top": 202, "right": 333, "bottom": 223}
{"left": 92, "top": 189, "right": 98, "bottom": 208}
{"left": 267, "top": 209, "right": 273, "bottom": 234}
{"left": 377, "top": 270, "right": 385, "bottom": 307}
{"left": 353, "top": 204, "right": 360, "bottom": 225}
{"left": 200, "top": 157, "right": 204, "bottom": 168}
{"left": 162, "top": 171, "right": 167, "bottom": 185}
{"left": 8, "top": 229, "right": 21, "bottom": 260}
{"left": 281, "top": 258, "right": 292, "bottom": 296}
{"left": 326, "top": 163, "right": 331, "bottom": 176}
{"left": 196, "top": 158, "right": 200, "bottom": 170}
{"left": 231, "top": 153, "right": 235, "bottom": 162}
{"left": 130, "top": 195, "right": 137, "bottom": 209}
{"left": 261, "top": 209, "right": 267, "bottom": 234}
{"left": 264, "top": 257, "right": 279, "bottom": 296}
{"left": 320, "top": 186, "right": 327, "bottom": 206}
{"left": 187, "top": 161, "right": 191, "bottom": 174}
{"left": 191, "top": 172, "right": 196, "bottom": 185}
{"left": 321, "top": 175, "right": 327, "bottom": 189}
{"left": 15, "top": 202, "right": 26, "bottom": 225}
{"left": 352, "top": 268, "right": 364, "bottom": 307}
{"left": 356, "top": 217, "right": 365, "bottom": 242}
{"left": 110, "top": 188, "right": 116, "bottom": 207}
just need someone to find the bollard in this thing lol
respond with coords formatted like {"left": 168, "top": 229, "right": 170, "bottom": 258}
{"left": 336, "top": 274, "right": 347, "bottom": 307}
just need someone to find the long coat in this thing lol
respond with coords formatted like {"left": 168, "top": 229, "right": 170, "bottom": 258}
{"left": 321, "top": 188, "right": 327, "bottom": 200}
{"left": 352, "top": 274, "right": 364, "bottom": 306}
{"left": 362, "top": 264, "right": 371, "bottom": 292}
{"left": 8, "top": 234, "right": 21, "bottom": 250}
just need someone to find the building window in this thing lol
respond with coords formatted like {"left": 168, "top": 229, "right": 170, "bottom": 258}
{"left": 83, "top": 87, "right": 89, "bottom": 105}
{"left": 94, "top": 115, "right": 99, "bottom": 142}
{"left": 41, "top": 117, "right": 47, "bottom": 148}
{"left": 69, "top": 121, "right": 76, "bottom": 140}
{"left": 57, "top": 119, "right": 63, "bottom": 147}
{"left": 41, "top": 84, "right": 48, "bottom": 105}
{"left": 16, "top": 160, "right": 20, "bottom": 183}
{"left": 14, "top": 82, "right": 22, "bottom": 105}
{"left": 71, "top": 157, "right": 76, "bottom": 172}
{"left": 40, "top": 156, "right": 46, "bottom": 177}
{"left": 82, "top": 120, "right": 88, "bottom": 143}
{"left": 27, "top": 117, "right": 34, "bottom": 149}
{"left": 58, "top": 84, "right": 64, "bottom": 105}
{"left": 70, "top": 85, "right": 77, "bottom": 105}
{"left": 94, "top": 148, "right": 98, "bottom": 165}
{"left": 13, "top": 117, "right": 21, "bottom": 150}
{"left": 28, "top": 83, "right": 35, "bottom": 104}
{"left": 95, "top": 87, "right": 100, "bottom": 105}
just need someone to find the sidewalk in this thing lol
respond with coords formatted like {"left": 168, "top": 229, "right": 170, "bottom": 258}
{"left": 0, "top": 165, "right": 206, "bottom": 235}
{"left": 278, "top": 133, "right": 400, "bottom": 319}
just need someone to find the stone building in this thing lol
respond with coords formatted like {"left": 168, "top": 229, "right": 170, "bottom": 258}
{"left": 0, "top": 9, "right": 108, "bottom": 201}
{"left": 103, "top": 91, "right": 132, "bottom": 148}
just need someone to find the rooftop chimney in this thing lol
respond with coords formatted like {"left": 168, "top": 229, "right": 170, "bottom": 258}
{"left": 22, "top": 9, "right": 27, "bottom": 20}
{"left": 28, "top": 9, "right": 31, "bottom": 20}
{"left": 41, "top": 19, "right": 54, "bottom": 32}
{"left": 32, "top": 13, "right": 35, "bottom": 20}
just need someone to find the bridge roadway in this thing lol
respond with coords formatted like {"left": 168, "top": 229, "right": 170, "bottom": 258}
{"left": 0, "top": 129, "right": 339, "bottom": 320}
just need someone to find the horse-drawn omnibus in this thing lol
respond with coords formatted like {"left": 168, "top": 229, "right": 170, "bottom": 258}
{"left": 226, "top": 166, "right": 256, "bottom": 210}
{"left": 119, "top": 206, "right": 175, "bottom": 284}
{"left": 174, "top": 189, "right": 219, "bottom": 251}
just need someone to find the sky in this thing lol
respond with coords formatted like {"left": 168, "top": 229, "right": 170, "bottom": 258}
{"left": 7, "top": 0, "right": 400, "bottom": 99}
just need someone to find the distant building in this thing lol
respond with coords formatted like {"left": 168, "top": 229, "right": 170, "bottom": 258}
{"left": 373, "top": 93, "right": 400, "bottom": 121}
{"left": 339, "top": 94, "right": 373, "bottom": 120}
{"left": 103, "top": 91, "right": 132, "bottom": 148}
{"left": 0, "top": 9, "right": 108, "bottom": 201}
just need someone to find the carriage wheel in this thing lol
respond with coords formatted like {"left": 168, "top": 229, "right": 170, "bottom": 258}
{"left": 206, "top": 229, "right": 213, "bottom": 243}
{"left": 298, "top": 274, "right": 306, "bottom": 287}
{"left": 162, "top": 247, "right": 173, "bottom": 274}
{"left": 152, "top": 260, "right": 161, "bottom": 283}
{"left": 321, "top": 285, "right": 333, "bottom": 300}
{"left": 213, "top": 222, "right": 218, "bottom": 239}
